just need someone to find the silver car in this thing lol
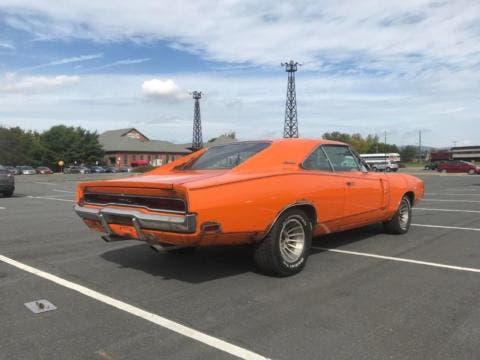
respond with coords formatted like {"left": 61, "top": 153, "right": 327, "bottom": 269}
{"left": 0, "top": 167, "right": 15, "bottom": 197}
{"left": 16, "top": 166, "right": 37, "bottom": 175}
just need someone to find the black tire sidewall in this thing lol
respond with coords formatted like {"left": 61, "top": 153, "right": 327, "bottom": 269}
{"left": 270, "top": 210, "right": 312, "bottom": 275}
{"left": 398, "top": 197, "right": 412, "bottom": 233}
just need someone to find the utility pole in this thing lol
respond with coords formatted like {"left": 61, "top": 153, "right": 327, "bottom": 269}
{"left": 418, "top": 130, "right": 422, "bottom": 162}
{"left": 281, "top": 60, "right": 300, "bottom": 138}
{"left": 191, "top": 91, "right": 203, "bottom": 151}
{"left": 384, "top": 130, "right": 387, "bottom": 167}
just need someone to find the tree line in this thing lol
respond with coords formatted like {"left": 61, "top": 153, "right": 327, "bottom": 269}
{"left": 0, "top": 125, "right": 421, "bottom": 169}
{"left": 0, "top": 125, "right": 104, "bottom": 169}
{"left": 322, "top": 132, "right": 419, "bottom": 162}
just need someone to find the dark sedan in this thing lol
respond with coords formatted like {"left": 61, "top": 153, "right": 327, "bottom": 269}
{"left": 0, "top": 167, "right": 15, "bottom": 197}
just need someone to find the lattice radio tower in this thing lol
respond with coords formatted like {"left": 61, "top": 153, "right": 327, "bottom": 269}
{"left": 281, "top": 60, "right": 300, "bottom": 138}
{"left": 191, "top": 91, "right": 203, "bottom": 151}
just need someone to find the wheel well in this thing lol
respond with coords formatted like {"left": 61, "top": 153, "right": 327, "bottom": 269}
{"left": 288, "top": 204, "right": 317, "bottom": 227}
{"left": 266, "top": 203, "right": 317, "bottom": 235}
{"left": 404, "top": 191, "right": 415, "bottom": 205}
{"left": 295, "top": 204, "right": 317, "bottom": 228}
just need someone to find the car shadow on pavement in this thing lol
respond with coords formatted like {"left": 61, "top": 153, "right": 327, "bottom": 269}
{"left": 311, "top": 223, "right": 385, "bottom": 253}
{"left": 100, "top": 243, "right": 256, "bottom": 283}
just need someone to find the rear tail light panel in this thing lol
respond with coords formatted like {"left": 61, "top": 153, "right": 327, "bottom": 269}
{"left": 83, "top": 192, "right": 186, "bottom": 213}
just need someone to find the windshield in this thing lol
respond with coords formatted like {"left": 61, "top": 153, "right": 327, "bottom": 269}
{"left": 184, "top": 142, "right": 271, "bottom": 170}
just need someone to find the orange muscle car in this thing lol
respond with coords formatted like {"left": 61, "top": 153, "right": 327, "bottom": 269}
{"left": 74, "top": 139, "right": 424, "bottom": 276}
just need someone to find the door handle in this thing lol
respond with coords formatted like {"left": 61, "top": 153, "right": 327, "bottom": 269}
{"left": 346, "top": 181, "right": 355, "bottom": 187}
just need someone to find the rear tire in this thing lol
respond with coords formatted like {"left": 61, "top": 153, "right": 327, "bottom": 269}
{"left": 3, "top": 189, "right": 14, "bottom": 197}
{"left": 383, "top": 196, "right": 411, "bottom": 234}
{"left": 254, "top": 209, "right": 312, "bottom": 276}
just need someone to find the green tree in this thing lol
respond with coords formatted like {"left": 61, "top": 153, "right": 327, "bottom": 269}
{"left": 0, "top": 126, "right": 44, "bottom": 166}
{"left": 40, "top": 125, "right": 104, "bottom": 169}
{"left": 399, "top": 146, "right": 417, "bottom": 162}
{"left": 322, "top": 131, "right": 398, "bottom": 154}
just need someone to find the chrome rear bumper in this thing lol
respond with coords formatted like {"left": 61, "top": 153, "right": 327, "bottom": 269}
{"left": 74, "top": 205, "right": 196, "bottom": 238}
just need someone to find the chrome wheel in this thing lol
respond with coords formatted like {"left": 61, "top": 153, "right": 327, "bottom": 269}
{"left": 279, "top": 217, "right": 305, "bottom": 263}
{"left": 399, "top": 198, "right": 410, "bottom": 230}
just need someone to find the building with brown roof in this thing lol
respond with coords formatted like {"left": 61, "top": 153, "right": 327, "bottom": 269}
{"left": 99, "top": 128, "right": 191, "bottom": 167}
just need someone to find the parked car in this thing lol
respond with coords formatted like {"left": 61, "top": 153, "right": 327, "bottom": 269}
{"left": 64, "top": 166, "right": 91, "bottom": 174}
{"left": 118, "top": 166, "right": 133, "bottom": 173}
{"left": 36, "top": 166, "right": 54, "bottom": 174}
{"left": 74, "top": 139, "right": 424, "bottom": 276}
{"left": 437, "top": 160, "right": 480, "bottom": 174}
{"left": 0, "top": 167, "right": 15, "bottom": 197}
{"left": 104, "top": 166, "right": 118, "bottom": 173}
{"left": 16, "top": 166, "right": 36, "bottom": 175}
{"left": 2, "top": 166, "right": 17, "bottom": 175}
{"left": 424, "top": 161, "right": 445, "bottom": 170}
{"left": 90, "top": 166, "right": 106, "bottom": 173}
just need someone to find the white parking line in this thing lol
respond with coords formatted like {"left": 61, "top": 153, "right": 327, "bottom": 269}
{"left": 34, "top": 182, "right": 57, "bottom": 186}
{"left": 421, "top": 199, "right": 480, "bottom": 203}
{"left": 53, "top": 189, "right": 75, "bottom": 194}
{"left": 425, "top": 193, "right": 480, "bottom": 196}
{"left": 0, "top": 254, "right": 269, "bottom": 360}
{"left": 0, "top": 207, "right": 5, "bottom": 210}
{"left": 312, "top": 247, "right": 480, "bottom": 273}
{"left": 414, "top": 207, "right": 480, "bottom": 214}
{"left": 412, "top": 223, "right": 480, "bottom": 231}
{"left": 27, "top": 196, "right": 74, "bottom": 203}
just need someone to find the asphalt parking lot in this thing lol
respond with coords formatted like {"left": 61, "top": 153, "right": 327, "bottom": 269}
{"left": 1, "top": 171, "right": 479, "bottom": 360}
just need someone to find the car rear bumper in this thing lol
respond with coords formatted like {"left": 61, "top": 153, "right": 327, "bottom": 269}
{"left": 0, "top": 184, "right": 14, "bottom": 191}
{"left": 74, "top": 205, "right": 196, "bottom": 238}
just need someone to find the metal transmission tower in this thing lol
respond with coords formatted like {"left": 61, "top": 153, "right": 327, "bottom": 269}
{"left": 281, "top": 60, "right": 300, "bottom": 138}
{"left": 191, "top": 91, "right": 203, "bottom": 151}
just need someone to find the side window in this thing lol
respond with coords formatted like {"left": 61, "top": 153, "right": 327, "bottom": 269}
{"left": 323, "top": 145, "right": 360, "bottom": 172}
{"left": 302, "top": 146, "right": 332, "bottom": 171}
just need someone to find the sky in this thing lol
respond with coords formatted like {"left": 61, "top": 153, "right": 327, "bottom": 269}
{"left": 0, "top": 1, "right": 479, "bottom": 147}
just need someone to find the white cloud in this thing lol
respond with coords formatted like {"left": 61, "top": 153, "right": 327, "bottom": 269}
{"left": 82, "top": 58, "right": 150, "bottom": 72}
{"left": 142, "top": 78, "right": 187, "bottom": 100}
{"left": 19, "top": 53, "right": 102, "bottom": 71}
{"left": 0, "top": 40, "right": 14, "bottom": 49}
{"left": 1, "top": 1, "right": 479, "bottom": 75}
{"left": 1, "top": 72, "right": 479, "bottom": 147}
{"left": 1, "top": 74, "right": 80, "bottom": 93}
{"left": 0, "top": 2, "right": 479, "bottom": 146}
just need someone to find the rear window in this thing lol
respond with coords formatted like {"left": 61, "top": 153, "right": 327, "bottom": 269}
{"left": 184, "top": 142, "right": 271, "bottom": 170}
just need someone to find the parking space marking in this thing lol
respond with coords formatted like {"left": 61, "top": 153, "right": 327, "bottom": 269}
{"left": 43, "top": 195, "right": 75, "bottom": 199}
{"left": 421, "top": 199, "right": 480, "bottom": 203}
{"left": 0, "top": 207, "right": 5, "bottom": 210}
{"left": 412, "top": 223, "right": 480, "bottom": 231}
{"left": 312, "top": 247, "right": 480, "bottom": 274}
{"left": 33, "top": 182, "right": 57, "bottom": 186}
{"left": 414, "top": 207, "right": 480, "bottom": 214}
{"left": 0, "top": 254, "right": 269, "bottom": 360}
{"left": 426, "top": 193, "right": 480, "bottom": 196}
{"left": 27, "top": 196, "right": 74, "bottom": 203}
{"left": 53, "top": 189, "right": 75, "bottom": 194}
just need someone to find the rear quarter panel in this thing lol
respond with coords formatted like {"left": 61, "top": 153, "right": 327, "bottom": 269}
{"left": 186, "top": 171, "right": 345, "bottom": 237}
{"left": 384, "top": 173, "right": 424, "bottom": 217}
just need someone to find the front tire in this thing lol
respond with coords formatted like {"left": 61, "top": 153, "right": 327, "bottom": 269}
{"left": 254, "top": 209, "right": 312, "bottom": 276}
{"left": 383, "top": 196, "right": 412, "bottom": 234}
{"left": 468, "top": 169, "right": 475, "bottom": 175}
